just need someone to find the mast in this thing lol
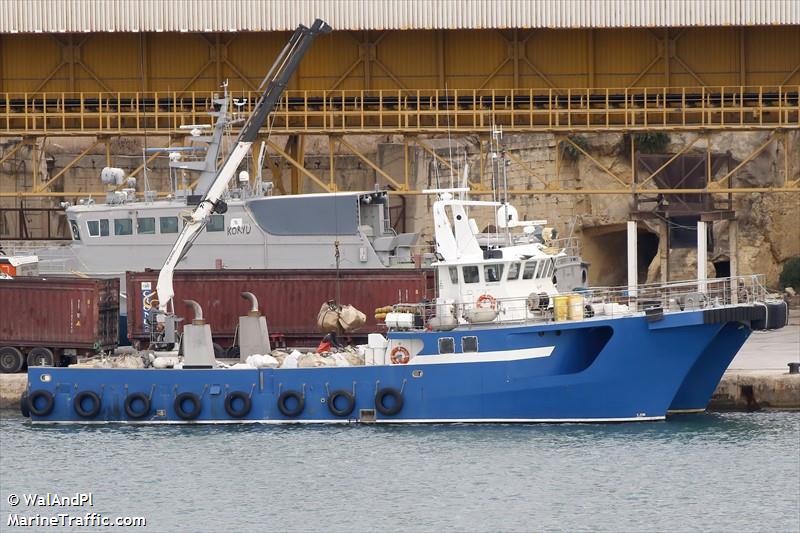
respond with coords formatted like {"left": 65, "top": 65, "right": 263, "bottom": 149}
{"left": 156, "top": 19, "right": 331, "bottom": 313}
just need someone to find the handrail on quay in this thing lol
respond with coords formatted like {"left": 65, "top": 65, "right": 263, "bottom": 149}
{"left": 1, "top": 85, "right": 797, "bottom": 136}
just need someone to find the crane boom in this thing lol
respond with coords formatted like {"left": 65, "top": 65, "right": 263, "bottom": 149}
{"left": 156, "top": 19, "right": 331, "bottom": 312}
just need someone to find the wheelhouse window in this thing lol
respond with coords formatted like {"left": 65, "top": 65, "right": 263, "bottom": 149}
{"left": 87, "top": 219, "right": 109, "bottom": 237}
{"left": 438, "top": 337, "right": 455, "bottom": 354}
{"left": 544, "top": 259, "right": 555, "bottom": 279}
{"left": 160, "top": 216, "right": 179, "bottom": 234}
{"left": 463, "top": 266, "right": 480, "bottom": 284}
{"left": 137, "top": 217, "right": 156, "bottom": 234}
{"left": 462, "top": 336, "right": 478, "bottom": 353}
{"left": 448, "top": 266, "right": 459, "bottom": 285}
{"left": 114, "top": 218, "right": 133, "bottom": 236}
{"left": 522, "top": 261, "right": 537, "bottom": 280}
{"left": 69, "top": 220, "right": 81, "bottom": 240}
{"left": 484, "top": 264, "right": 504, "bottom": 283}
{"left": 206, "top": 214, "right": 225, "bottom": 232}
{"left": 507, "top": 262, "right": 521, "bottom": 280}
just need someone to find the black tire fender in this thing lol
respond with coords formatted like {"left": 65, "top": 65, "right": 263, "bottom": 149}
{"left": 20, "top": 390, "right": 30, "bottom": 417}
{"left": 224, "top": 391, "right": 252, "bottom": 418}
{"left": 124, "top": 392, "right": 151, "bottom": 419}
{"left": 328, "top": 389, "right": 355, "bottom": 417}
{"left": 73, "top": 390, "right": 102, "bottom": 419}
{"left": 375, "top": 387, "right": 404, "bottom": 416}
{"left": 277, "top": 390, "right": 304, "bottom": 417}
{"left": 174, "top": 392, "right": 202, "bottom": 420}
{"left": 28, "top": 390, "right": 55, "bottom": 417}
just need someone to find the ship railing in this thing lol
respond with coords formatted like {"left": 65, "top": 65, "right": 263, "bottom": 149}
{"left": 585, "top": 274, "right": 768, "bottom": 311}
{"left": 388, "top": 274, "right": 769, "bottom": 331}
{"left": 0, "top": 241, "right": 77, "bottom": 273}
{"left": 546, "top": 236, "right": 581, "bottom": 261}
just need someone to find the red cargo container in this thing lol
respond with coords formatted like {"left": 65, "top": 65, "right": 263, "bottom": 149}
{"left": 126, "top": 269, "right": 434, "bottom": 349}
{"left": 0, "top": 277, "right": 119, "bottom": 372}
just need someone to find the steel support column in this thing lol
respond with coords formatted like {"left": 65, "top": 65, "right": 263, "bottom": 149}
{"left": 697, "top": 220, "right": 708, "bottom": 293}
{"left": 730, "top": 218, "right": 739, "bottom": 304}
{"left": 627, "top": 220, "right": 638, "bottom": 297}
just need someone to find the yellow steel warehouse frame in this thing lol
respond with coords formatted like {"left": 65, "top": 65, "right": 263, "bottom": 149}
{"left": 0, "top": 25, "right": 798, "bottom": 202}
{"left": 2, "top": 27, "right": 798, "bottom": 93}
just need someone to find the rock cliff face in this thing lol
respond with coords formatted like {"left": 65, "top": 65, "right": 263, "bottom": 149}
{"left": 405, "top": 131, "right": 797, "bottom": 287}
{"left": 2, "top": 131, "right": 797, "bottom": 287}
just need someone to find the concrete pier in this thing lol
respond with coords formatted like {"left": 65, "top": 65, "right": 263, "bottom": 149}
{"left": 1, "top": 317, "right": 798, "bottom": 413}
{"left": 708, "top": 315, "right": 800, "bottom": 410}
{"left": 0, "top": 373, "right": 25, "bottom": 411}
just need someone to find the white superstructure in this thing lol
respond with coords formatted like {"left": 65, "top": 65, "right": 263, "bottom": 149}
{"left": 427, "top": 190, "right": 563, "bottom": 327}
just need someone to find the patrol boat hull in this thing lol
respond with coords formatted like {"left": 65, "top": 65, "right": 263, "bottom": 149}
{"left": 25, "top": 309, "right": 754, "bottom": 424}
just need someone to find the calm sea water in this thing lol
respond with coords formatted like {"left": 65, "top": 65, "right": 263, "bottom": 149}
{"left": 1, "top": 412, "right": 798, "bottom": 532}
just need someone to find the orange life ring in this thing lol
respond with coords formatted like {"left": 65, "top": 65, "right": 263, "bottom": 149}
{"left": 476, "top": 294, "right": 497, "bottom": 310}
{"left": 390, "top": 346, "right": 411, "bottom": 365}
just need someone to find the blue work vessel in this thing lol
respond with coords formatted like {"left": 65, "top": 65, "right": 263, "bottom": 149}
{"left": 24, "top": 305, "right": 772, "bottom": 424}
{"left": 22, "top": 191, "right": 787, "bottom": 424}
{"left": 19, "top": 21, "right": 790, "bottom": 426}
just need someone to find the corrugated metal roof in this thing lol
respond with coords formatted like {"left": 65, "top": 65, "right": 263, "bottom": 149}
{"left": 1, "top": 0, "right": 798, "bottom": 33}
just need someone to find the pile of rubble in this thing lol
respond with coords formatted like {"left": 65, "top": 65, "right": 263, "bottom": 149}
{"left": 221, "top": 346, "right": 367, "bottom": 370}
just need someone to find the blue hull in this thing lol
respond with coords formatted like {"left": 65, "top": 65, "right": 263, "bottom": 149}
{"left": 669, "top": 322, "right": 751, "bottom": 412}
{"left": 25, "top": 310, "right": 751, "bottom": 424}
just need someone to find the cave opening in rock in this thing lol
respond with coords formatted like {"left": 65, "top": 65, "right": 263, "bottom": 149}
{"left": 714, "top": 260, "right": 730, "bottom": 278}
{"left": 581, "top": 225, "right": 660, "bottom": 287}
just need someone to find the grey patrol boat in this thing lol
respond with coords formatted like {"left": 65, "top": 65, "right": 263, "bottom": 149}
{"left": 34, "top": 88, "right": 421, "bottom": 276}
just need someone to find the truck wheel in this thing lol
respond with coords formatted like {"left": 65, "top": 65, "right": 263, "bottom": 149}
{"left": 0, "top": 347, "right": 24, "bottom": 373}
{"left": 27, "top": 347, "right": 55, "bottom": 367}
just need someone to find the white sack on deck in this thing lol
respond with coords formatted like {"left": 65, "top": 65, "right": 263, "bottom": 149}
{"left": 270, "top": 350, "right": 289, "bottom": 367}
{"left": 331, "top": 353, "right": 350, "bottom": 367}
{"left": 280, "top": 350, "right": 302, "bottom": 369}
{"left": 246, "top": 353, "right": 279, "bottom": 368}
{"left": 150, "top": 356, "right": 179, "bottom": 369}
{"left": 298, "top": 353, "right": 337, "bottom": 368}
{"left": 69, "top": 354, "right": 147, "bottom": 369}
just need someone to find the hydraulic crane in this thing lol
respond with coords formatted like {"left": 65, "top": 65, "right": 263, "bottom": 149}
{"left": 152, "top": 19, "right": 331, "bottom": 357}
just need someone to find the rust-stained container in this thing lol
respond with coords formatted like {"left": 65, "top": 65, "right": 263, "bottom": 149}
{"left": 126, "top": 269, "right": 434, "bottom": 348}
{"left": 0, "top": 276, "right": 119, "bottom": 371}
